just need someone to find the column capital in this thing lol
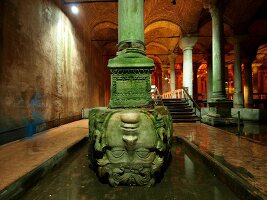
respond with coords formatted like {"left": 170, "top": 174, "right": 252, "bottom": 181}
{"left": 179, "top": 35, "right": 198, "bottom": 51}
{"left": 205, "top": 0, "right": 224, "bottom": 18}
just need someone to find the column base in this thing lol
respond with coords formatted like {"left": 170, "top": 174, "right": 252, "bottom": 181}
{"left": 201, "top": 100, "right": 238, "bottom": 126}
{"left": 88, "top": 106, "right": 172, "bottom": 186}
{"left": 233, "top": 92, "right": 244, "bottom": 108}
{"left": 211, "top": 92, "right": 227, "bottom": 102}
{"left": 201, "top": 114, "right": 238, "bottom": 126}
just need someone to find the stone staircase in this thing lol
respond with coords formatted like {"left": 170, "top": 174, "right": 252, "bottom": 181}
{"left": 162, "top": 98, "right": 199, "bottom": 123}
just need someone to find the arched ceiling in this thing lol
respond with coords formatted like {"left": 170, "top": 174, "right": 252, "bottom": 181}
{"left": 61, "top": 0, "right": 267, "bottom": 69}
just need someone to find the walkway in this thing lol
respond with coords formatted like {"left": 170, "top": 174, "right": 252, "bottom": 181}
{"left": 0, "top": 120, "right": 88, "bottom": 199}
{"left": 0, "top": 120, "right": 266, "bottom": 199}
{"left": 174, "top": 123, "right": 267, "bottom": 199}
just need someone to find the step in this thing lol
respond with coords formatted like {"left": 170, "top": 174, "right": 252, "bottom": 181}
{"left": 168, "top": 107, "right": 193, "bottom": 112}
{"left": 171, "top": 115, "right": 198, "bottom": 119}
{"left": 171, "top": 111, "right": 195, "bottom": 115}
{"left": 167, "top": 106, "right": 193, "bottom": 111}
{"left": 163, "top": 103, "right": 189, "bottom": 107}
{"left": 162, "top": 98, "right": 185, "bottom": 102}
{"left": 172, "top": 118, "right": 200, "bottom": 123}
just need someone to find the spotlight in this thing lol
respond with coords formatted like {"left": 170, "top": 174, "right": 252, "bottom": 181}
{"left": 71, "top": 5, "right": 79, "bottom": 15}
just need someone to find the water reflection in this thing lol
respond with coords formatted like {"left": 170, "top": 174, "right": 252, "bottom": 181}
{"left": 219, "top": 121, "right": 267, "bottom": 145}
{"left": 21, "top": 142, "right": 238, "bottom": 200}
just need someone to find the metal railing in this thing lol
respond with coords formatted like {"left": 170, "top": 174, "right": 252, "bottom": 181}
{"left": 161, "top": 89, "right": 186, "bottom": 99}
{"left": 151, "top": 85, "right": 163, "bottom": 105}
{"left": 182, "top": 87, "right": 201, "bottom": 119}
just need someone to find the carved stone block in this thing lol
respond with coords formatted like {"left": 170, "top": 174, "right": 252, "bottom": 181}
{"left": 88, "top": 106, "right": 172, "bottom": 186}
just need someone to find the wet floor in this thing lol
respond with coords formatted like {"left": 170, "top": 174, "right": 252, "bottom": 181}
{"left": 21, "top": 141, "right": 238, "bottom": 200}
{"left": 218, "top": 121, "right": 267, "bottom": 145}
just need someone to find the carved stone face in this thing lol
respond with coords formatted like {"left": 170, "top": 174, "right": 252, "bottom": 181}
{"left": 105, "top": 111, "right": 157, "bottom": 165}
{"left": 89, "top": 108, "right": 172, "bottom": 186}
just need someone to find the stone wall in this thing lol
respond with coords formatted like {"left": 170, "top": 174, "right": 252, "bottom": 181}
{"left": 0, "top": 0, "right": 109, "bottom": 137}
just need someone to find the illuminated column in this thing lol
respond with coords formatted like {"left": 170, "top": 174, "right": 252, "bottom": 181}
{"left": 232, "top": 36, "right": 244, "bottom": 108}
{"left": 243, "top": 58, "right": 254, "bottom": 108}
{"left": 209, "top": 1, "right": 227, "bottom": 101}
{"left": 206, "top": 54, "right": 213, "bottom": 102}
{"left": 168, "top": 53, "right": 177, "bottom": 91}
{"left": 179, "top": 35, "right": 197, "bottom": 96}
{"left": 193, "top": 64, "right": 199, "bottom": 100}
{"left": 162, "top": 66, "right": 169, "bottom": 93}
{"left": 158, "top": 71, "right": 163, "bottom": 94}
{"left": 253, "top": 64, "right": 259, "bottom": 93}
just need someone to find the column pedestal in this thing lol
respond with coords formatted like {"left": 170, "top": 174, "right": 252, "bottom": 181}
{"left": 201, "top": 100, "right": 237, "bottom": 126}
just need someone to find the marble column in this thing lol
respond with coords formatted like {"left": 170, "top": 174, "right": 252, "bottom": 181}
{"left": 91, "top": 0, "right": 172, "bottom": 187}
{"left": 252, "top": 64, "right": 259, "bottom": 93}
{"left": 243, "top": 58, "right": 254, "bottom": 108}
{"left": 232, "top": 36, "right": 244, "bottom": 108}
{"left": 158, "top": 70, "right": 163, "bottom": 94}
{"left": 118, "top": 0, "right": 144, "bottom": 51}
{"left": 179, "top": 36, "right": 197, "bottom": 97}
{"left": 168, "top": 53, "right": 177, "bottom": 91}
{"left": 193, "top": 64, "right": 199, "bottom": 100}
{"left": 162, "top": 66, "right": 169, "bottom": 93}
{"left": 209, "top": 1, "right": 226, "bottom": 101}
{"left": 108, "top": 0, "right": 154, "bottom": 108}
{"left": 205, "top": 54, "right": 213, "bottom": 102}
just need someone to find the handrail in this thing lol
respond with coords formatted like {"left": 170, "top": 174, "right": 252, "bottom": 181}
{"left": 161, "top": 89, "right": 186, "bottom": 99}
{"left": 151, "top": 85, "right": 163, "bottom": 105}
{"left": 182, "top": 87, "right": 201, "bottom": 118}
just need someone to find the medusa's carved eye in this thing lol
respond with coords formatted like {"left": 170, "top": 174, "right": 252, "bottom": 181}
{"left": 110, "top": 147, "right": 126, "bottom": 158}
{"left": 135, "top": 148, "right": 150, "bottom": 159}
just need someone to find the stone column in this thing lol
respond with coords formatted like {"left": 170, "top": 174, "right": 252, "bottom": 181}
{"left": 243, "top": 58, "right": 254, "bottom": 108}
{"left": 108, "top": 0, "right": 154, "bottom": 108}
{"left": 193, "top": 64, "right": 199, "bottom": 100}
{"left": 118, "top": 0, "right": 144, "bottom": 51}
{"left": 252, "top": 64, "right": 259, "bottom": 93}
{"left": 168, "top": 53, "right": 177, "bottom": 91}
{"left": 232, "top": 36, "right": 244, "bottom": 108}
{"left": 158, "top": 69, "right": 163, "bottom": 94}
{"left": 205, "top": 54, "right": 212, "bottom": 102}
{"left": 179, "top": 35, "right": 197, "bottom": 97}
{"left": 162, "top": 66, "right": 169, "bottom": 93}
{"left": 90, "top": 0, "right": 172, "bottom": 187}
{"left": 209, "top": 1, "right": 226, "bottom": 101}
{"left": 201, "top": 1, "right": 235, "bottom": 126}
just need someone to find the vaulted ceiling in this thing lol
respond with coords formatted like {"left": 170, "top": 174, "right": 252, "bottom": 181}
{"left": 60, "top": 0, "right": 267, "bottom": 67}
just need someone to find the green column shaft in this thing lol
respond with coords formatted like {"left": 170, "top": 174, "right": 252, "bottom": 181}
{"left": 206, "top": 54, "right": 213, "bottom": 102}
{"left": 233, "top": 37, "right": 244, "bottom": 108}
{"left": 210, "top": 5, "right": 226, "bottom": 100}
{"left": 244, "top": 60, "right": 253, "bottom": 108}
{"left": 118, "top": 0, "right": 144, "bottom": 49}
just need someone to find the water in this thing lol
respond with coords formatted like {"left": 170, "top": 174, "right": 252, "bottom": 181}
{"left": 219, "top": 121, "right": 267, "bottom": 145}
{"left": 21, "top": 142, "right": 238, "bottom": 200}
